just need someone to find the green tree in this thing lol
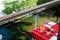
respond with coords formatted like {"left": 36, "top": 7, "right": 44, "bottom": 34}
{"left": 51, "top": 3, "right": 60, "bottom": 20}
{"left": 2, "top": 0, "right": 38, "bottom": 14}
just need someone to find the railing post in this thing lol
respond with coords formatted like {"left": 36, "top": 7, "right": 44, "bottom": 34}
{"left": 35, "top": 12, "right": 38, "bottom": 29}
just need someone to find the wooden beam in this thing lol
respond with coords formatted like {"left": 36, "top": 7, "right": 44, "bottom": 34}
{"left": 0, "top": 0, "right": 59, "bottom": 22}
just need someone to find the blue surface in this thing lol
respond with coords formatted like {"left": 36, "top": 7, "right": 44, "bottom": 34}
{"left": 31, "top": 37, "right": 34, "bottom": 40}
{"left": 0, "top": 28, "right": 14, "bottom": 40}
{"left": 29, "top": 35, "right": 34, "bottom": 40}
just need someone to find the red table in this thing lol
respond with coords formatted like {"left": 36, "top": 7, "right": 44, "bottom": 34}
{"left": 31, "top": 23, "right": 59, "bottom": 40}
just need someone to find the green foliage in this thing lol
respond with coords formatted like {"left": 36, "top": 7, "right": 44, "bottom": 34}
{"left": 37, "top": 0, "right": 53, "bottom": 5}
{"left": 51, "top": 3, "right": 60, "bottom": 19}
{"left": 2, "top": 0, "right": 38, "bottom": 14}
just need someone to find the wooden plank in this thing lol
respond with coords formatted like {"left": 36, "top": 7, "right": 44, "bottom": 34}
{"left": 0, "top": 0, "right": 59, "bottom": 22}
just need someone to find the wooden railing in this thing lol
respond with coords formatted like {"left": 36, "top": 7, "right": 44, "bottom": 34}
{"left": 0, "top": 0, "right": 60, "bottom": 25}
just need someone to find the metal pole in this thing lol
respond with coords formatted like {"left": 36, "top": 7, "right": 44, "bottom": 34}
{"left": 35, "top": 12, "right": 38, "bottom": 29}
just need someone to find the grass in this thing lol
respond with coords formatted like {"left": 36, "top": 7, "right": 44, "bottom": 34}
{"left": 8, "top": 16, "right": 59, "bottom": 40}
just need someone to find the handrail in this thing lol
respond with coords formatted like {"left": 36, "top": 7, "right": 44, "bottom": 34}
{"left": 0, "top": 0, "right": 59, "bottom": 22}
